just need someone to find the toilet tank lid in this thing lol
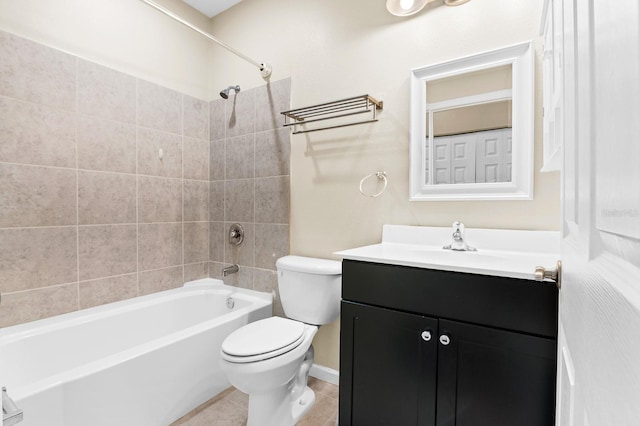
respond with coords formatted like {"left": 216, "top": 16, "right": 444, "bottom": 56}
{"left": 276, "top": 255, "right": 342, "bottom": 275}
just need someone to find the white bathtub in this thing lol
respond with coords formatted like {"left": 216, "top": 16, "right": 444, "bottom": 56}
{"left": 0, "top": 278, "right": 272, "bottom": 426}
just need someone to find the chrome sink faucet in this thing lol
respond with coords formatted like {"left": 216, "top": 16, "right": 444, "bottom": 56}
{"left": 443, "top": 221, "right": 476, "bottom": 251}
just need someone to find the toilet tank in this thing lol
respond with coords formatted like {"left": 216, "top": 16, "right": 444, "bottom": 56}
{"left": 276, "top": 256, "right": 342, "bottom": 325}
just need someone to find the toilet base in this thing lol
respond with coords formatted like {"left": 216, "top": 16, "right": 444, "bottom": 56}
{"left": 246, "top": 386, "right": 316, "bottom": 426}
{"left": 291, "top": 386, "right": 316, "bottom": 424}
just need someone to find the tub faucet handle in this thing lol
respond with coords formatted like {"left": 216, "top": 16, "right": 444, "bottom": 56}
{"left": 229, "top": 223, "right": 244, "bottom": 246}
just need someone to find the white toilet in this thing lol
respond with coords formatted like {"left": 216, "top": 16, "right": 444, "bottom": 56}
{"left": 220, "top": 255, "right": 342, "bottom": 426}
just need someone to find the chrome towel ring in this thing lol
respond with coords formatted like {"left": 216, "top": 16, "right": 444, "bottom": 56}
{"left": 359, "top": 171, "right": 388, "bottom": 198}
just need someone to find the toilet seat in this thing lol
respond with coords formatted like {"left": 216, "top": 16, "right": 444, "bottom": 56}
{"left": 221, "top": 317, "right": 306, "bottom": 363}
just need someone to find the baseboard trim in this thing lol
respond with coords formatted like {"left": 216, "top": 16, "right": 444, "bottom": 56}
{"left": 309, "top": 364, "right": 339, "bottom": 385}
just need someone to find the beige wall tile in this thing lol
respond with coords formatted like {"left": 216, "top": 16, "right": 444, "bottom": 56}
{"left": 255, "top": 128, "right": 290, "bottom": 178}
{"left": 184, "top": 222, "right": 209, "bottom": 264}
{"left": 209, "top": 222, "right": 225, "bottom": 262}
{"left": 184, "top": 262, "right": 209, "bottom": 283}
{"left": 254, "top": 224, "right": 289, "bottom": 270}
{"left": 0, "top": 96, "right": 76, "bottom": 168}
{"left": 253, "top": 268, "right": 282, "bottom": 317}
{"left": 138, "top": 175, "right": 183, "bottom": 223}
{"left": 225, "top": 134, "right": 254, "bottom": 180}
{"left": 0, "top": 163, "right": 76, "bottom": 227}
{"left": 78, "top": 273, "right": 138, "bottom": 309}
{"left": 77, "top": 59, "right": 136, "bottom": 124}
{"left": 210, "top": 139, "right": 225, "bottom": 181}
{"left": 209, "top": 181, "right": 224, "bottom": 221}
{"left": 139, "top": 266, "right": 183, "bottom": 296}
{"left": 137, "top": 127, "right": 183, "bottom": 178}
{"left": 255, "top": 176, "right": 290, "bottom": 224}
{"left": 209, "top": 98, "right": 226, "bottom": 141}
{"left": 0, "top": 31, "right": 76, "bottom": 110}
{"left": 78, "top": 224, "right": 137, "bottom": 281}
{"left": 137, "top": 79, "right": 182, "bottom": 135}
{"left": 225, "top": 179, "right": 254, "bottom": 223}
{"left": 255, "top": 77, "right": 291, "bottom": 133}
{"left": 184, "top": 137, "right": 209, "bottom": 181}
{"left": 78, "top": 171, "right": 136, "bottom": 225}
{"left": 184, "top": 180, "right": 209, "bottom": 222}
{"left": 0, "top": 227, "right": 77, "bottom": 293}
{"left": 224, "top": 88, "right": 255, "bottom": 138}
{"left": 208, "top": 262, "right": 224, "bottom": 279}
{"left": 183, "top": 95, "right": 209, "bottom": 141}
{"left": 77, "top": 114, "right": 136, "bottom": 174}
{"left": 0, "top": 283, "right": 78, "bottom": 328}
{"left": 138, "top": 223, "right": 183, "bottom": 271}
{"left": 224, "top": 222, "right": 254, "bottom": 267}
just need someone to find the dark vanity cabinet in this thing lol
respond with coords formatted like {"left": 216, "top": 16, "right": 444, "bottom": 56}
{"left": 339, "top": 260, "right": 558, "bottom": 426}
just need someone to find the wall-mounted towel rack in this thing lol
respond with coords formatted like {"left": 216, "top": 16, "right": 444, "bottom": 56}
{"left": 281, "top": 94, "right": 383, "bottom": 134}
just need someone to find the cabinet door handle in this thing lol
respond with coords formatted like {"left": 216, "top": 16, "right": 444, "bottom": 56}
{"left": 439, "top": 334, "right": 451, "bottom": 346}
{"left": 421, "top": 330, "right": 432, "bottom": 341}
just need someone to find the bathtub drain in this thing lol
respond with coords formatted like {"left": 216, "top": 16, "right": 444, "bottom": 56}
{"left": 226, "top": 297, "right": 235, "bottom": 309}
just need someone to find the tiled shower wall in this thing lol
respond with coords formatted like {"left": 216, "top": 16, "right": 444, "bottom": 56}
{"left": 209, "top": 78, "right": 291, "bottom": 317}
{"left": 0, "top": 31, "right": 211, "bottom": 327}
{"left": 0, "top": 30, "right": 292, "bottom": 328}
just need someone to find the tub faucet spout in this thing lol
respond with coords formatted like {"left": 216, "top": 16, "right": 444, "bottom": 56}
{"left": 222, "top": 264, "right": 239, "bottom": 277}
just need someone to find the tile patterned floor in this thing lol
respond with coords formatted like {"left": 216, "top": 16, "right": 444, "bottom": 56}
{"left": 171, "top": 377, "right": 338, "bottom": 426}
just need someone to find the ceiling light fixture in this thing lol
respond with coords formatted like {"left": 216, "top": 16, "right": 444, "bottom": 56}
{"left": 444, "top": 0, "right": 472, "bottom": 6}
{"left": 386, "top": 0, "right": 432, "bottom": 16}
{"left": 386, "top": 0, "right": 472, "bottom": 16}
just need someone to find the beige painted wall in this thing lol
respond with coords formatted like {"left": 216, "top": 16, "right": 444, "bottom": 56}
{"left": 0, "top": 0, "right": 211, "bottom": 99}
{"left": 211, "top": 0, "right": 561, "bottom": 370}
{"left": 0, "top": 0, "right": 560, "bottom": 372}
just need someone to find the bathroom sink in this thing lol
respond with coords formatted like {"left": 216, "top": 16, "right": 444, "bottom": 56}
{"left": 335, "top": 225, "right": 561, "bottom": 281}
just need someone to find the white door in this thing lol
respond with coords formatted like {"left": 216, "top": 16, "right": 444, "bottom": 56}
{"left": 556, "top": 1, "right": 640, "bottom": 425}
{"left": 449, "top": 133, "right": 476, "bottom": 184}
{"left": 433, "top": 136, "right": 451, "bottom": 184}
{"left": 476, "top": 128, "right": 510, "bottom": 183}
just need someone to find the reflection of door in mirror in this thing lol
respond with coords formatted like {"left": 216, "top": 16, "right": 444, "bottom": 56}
{"left": 425, "top": 65, "right": 513, "bottom": 185}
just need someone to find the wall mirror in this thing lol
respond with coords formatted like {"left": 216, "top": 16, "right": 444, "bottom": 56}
{"left": 409, "top": 42, "right": 534, "bottom": 201}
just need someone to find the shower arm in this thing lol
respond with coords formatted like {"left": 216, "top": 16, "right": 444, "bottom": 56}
{"left": 139, "top": 0, "right": 272, "bottom": 79}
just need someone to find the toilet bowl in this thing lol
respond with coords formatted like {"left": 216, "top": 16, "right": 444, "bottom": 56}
{"left": 219, "top": 256, "right": 341, "bottom": 426}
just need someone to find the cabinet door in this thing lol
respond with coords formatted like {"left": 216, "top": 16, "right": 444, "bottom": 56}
{"left": 339, "top": 301, "right": 438, "bottom": 426}
{"left": 436, "top": 319, "right": 557, "bottom": 426}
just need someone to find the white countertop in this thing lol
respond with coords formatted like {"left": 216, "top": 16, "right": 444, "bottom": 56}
{"left": 335, "top": 225, "right": 561, "bottom": 281}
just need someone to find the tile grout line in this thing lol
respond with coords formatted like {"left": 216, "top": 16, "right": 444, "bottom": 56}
{"left": 135, "top": 78, "right": 140, "bottom": 297}
{"left": 75, "top": 56, "right": 81, "bottom": 311}
{"left": 182, "top": 94, "right": 185, "bottom": 286}
{"left": 207, "top": 100, "right": 211, "bottom": 279}
{"left": 252, "top": 89, "right": 257, "bottom": 288}
{"left": 223, "top": 99, "right": 227, "bottom": 275}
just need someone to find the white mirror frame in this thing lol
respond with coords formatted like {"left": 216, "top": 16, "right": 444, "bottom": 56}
{"left": 409, "top": 41, "right": 534, "bottom": 201}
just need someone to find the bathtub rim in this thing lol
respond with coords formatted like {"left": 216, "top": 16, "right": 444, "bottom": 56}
{"left": 0, "top": 278, "right": 272, "bottom": 342}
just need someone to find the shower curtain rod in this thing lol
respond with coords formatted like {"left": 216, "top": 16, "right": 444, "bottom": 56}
{"left": 139, "top": 0, "right": 272, "bottom": 79}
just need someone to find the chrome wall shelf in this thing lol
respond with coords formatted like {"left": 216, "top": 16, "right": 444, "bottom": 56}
{"left": 281, "top": 94, "right": 383, "bottom": 134}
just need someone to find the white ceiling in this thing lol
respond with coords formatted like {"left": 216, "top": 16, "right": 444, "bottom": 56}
{"left": 181, "top": 0, "right": 244, "bottom": 18}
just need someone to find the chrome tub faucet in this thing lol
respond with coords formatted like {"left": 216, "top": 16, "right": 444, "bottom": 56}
{"left": 222, "top": 264, "right": 239, "bottom": 277}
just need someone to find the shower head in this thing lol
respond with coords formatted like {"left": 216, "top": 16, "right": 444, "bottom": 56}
{"left": 220, "top": 85, "right": 241, "bottom": 99}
